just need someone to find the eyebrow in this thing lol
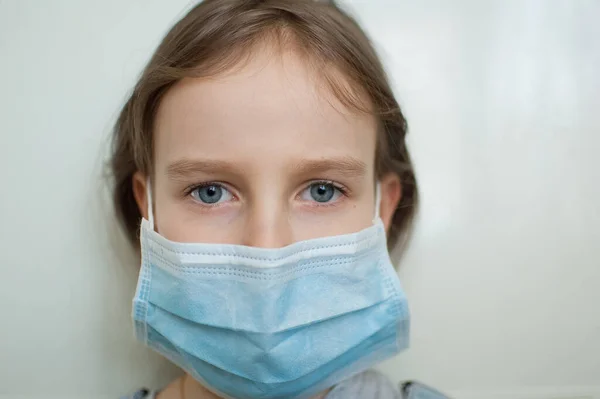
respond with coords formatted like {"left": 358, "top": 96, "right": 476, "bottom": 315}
{"left": 167, "top": 159, "right": 239, "bottom": 180}
{"left": 290, "top": 156, "right": 367, "bottom": 179}
{"left": 166, "top": 156, "right": 367, "bottom": 180}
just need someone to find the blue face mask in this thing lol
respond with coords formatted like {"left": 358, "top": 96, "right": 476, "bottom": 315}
{"left": 132, "top": 183, "right": 410, "bottom": 399}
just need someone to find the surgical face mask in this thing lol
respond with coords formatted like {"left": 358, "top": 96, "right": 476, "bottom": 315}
{"left": 132, "top": 182, "right": 410, "bottom": 399}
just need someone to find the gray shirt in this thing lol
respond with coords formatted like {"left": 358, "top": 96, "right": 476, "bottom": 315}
{"left": 122, "top": 370, "right": 400, "bottom": 399}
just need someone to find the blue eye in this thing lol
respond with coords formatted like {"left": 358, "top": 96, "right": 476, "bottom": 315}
{"left": 300, "top": 182, "right": 342, "bottom": 203}
{"left": 190, "top": 184, "right": 233, "bottom": 204}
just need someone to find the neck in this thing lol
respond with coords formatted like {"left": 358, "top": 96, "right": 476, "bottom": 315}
{"left": 158, "top": 374, "right": 330, "bottom": 399}
{"left": 183, "top": 375, "right": 222, "bottom": 399}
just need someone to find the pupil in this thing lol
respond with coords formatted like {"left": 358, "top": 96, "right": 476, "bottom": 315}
{"left": 310, "top": 183, "right": 334, "bottom": 203}
{"left": 199, "top": 185, "right": 222, "bottom": 204}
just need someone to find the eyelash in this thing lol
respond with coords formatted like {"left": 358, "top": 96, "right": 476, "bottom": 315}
{"left": 304, "top": 180, "right": 348, "bottom": 196}
{"left": 301, "top": 180, "right": 349, "bottom": 210}
{"left": 184, "top": 181, "right": 235, "bottom": 200}
{"left": 183, "top": 180, "right": 349, "bottom": 206}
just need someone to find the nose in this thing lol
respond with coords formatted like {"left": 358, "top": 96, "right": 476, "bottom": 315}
{"left": 242, "top": 199, "right": 294, "bottom": 249}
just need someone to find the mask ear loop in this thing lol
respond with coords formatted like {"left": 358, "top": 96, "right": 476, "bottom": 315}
{"left": 373, "top": 183, "right": 381, "bottom": 223}
{"left": 146, "top": 178, "right": 155, "bottom": 228}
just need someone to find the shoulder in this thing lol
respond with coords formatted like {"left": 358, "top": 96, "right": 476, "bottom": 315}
{"left": 327, "top": 370, "right": 400, "bottom": 399}
{"left": 120, "top": 389, "right": 157, "bottom": 399}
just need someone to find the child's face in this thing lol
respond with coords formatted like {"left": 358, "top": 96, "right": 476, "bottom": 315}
{"left": 134, "top": 48, "right": 401, "bottom": 246}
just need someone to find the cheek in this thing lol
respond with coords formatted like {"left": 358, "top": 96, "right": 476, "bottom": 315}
{"left": 290, "top": 201, "right": 375, "bottom": 242}
{"left": 158, "top": 202, "right": 374, "bottom": 244}
{"left": 153, "top": 195, "right": 243, "bottom": 243}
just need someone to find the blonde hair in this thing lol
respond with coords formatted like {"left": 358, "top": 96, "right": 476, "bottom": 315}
{"left": 110, "top": 0, "right": 418, "bottom": 251}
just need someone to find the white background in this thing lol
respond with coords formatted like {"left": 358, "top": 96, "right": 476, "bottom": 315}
{"left": 0, "top": 1, "right": 599, "bottom": 398}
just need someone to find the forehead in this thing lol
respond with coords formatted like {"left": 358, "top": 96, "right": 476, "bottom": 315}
{"left": 153, "top": 48, "right": 378, "bottom": 172}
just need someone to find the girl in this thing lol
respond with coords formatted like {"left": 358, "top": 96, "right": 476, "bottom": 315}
{"left": 111, "top": 1, "right": 431, "bottom": 398}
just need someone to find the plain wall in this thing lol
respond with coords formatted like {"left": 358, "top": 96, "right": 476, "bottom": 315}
{"left": 0, "top": 1, "right": 598, "bottom": 398}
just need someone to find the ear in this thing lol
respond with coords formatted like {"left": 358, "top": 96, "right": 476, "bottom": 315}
{"left": 132, "top": 171, "right": 149, "bottom": 220}
{"left": 378, "top": 172, "right": 402, "bottom": 234}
